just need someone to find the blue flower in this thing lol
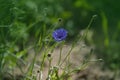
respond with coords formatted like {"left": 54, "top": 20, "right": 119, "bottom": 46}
{"left": 52, "top": 28, "right": 68, "bottom": 41}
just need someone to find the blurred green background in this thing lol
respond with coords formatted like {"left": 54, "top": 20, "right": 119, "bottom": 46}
{"left": 0, "top": 0, "right": 120, "bottom": 72}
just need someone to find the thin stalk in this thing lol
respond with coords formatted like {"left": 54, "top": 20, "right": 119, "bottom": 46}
{"left": 40, "top": 43, "right": 57, "bottom": 71}
{"left": 40, "top": 51, "right": 47, "bottom": 71}
{"left": 69, "top": 48, "right": 94, "bottom": 74}
{"left": 47, "top": 57, "right": 52, "bottom": 80}
{"left": 58, "top": 41, "right": 64, "bottom": 65}
{"left": 27, "top": 49, "right": 38, "bottom": 76}
{"left": 82, "top": 15, "right": 97, "bottom": 39}
{"left": 59, "top": 15, "right": 97, "bottom": 67}
{"left": 26, "top": 34, "right": 43, "bottom": 78}
{"left": 58, "top": 47, "right": 62, "bottom": 65}
{"left": 59, "top": 44, "right": 74, "bottom": 67}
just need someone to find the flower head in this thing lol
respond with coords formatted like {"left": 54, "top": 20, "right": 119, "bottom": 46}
{"left": 52, "top": 28, "right": 68, "bottom": 42}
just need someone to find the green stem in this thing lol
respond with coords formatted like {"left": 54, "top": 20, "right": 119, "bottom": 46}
{"left": 58, "top": 41, "right": 64, "bottom": 65}
{"left": 40, "top": 42, "right": 57, "bottom": 71}
{"left": 59, "top": 44, "right": 74, "bottom": 67}
{"left": 59, "top": 15, "right": 97, "bottom": 67}
{"left": 47, "top": 57, "right": 52, "bottom": 79}
{"left": 58, "top": 47, "right": 62, "bottom": 65}
{"left": 40, "top": 51, "right": 47, "bottom": 71}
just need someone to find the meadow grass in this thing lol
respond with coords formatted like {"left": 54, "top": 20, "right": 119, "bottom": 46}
{"left": 0, "top": 15, "right": 97, "bottom": 80}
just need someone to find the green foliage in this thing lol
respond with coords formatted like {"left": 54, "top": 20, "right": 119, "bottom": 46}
{"left": 0, "top": 0, "right": 14, "bottom": 25}
{"left": 96, "top": 12, "right": 120, "bottom": 69}
{"left": 0, "top": 0, "right": 120, "bottom": 79}
{"left": 87, "top": 0, "right": 120, "bottom": 69}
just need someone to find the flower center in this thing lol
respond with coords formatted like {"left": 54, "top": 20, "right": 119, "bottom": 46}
{"left": 58, "top": 35, "right": 63, "bottom": 38}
